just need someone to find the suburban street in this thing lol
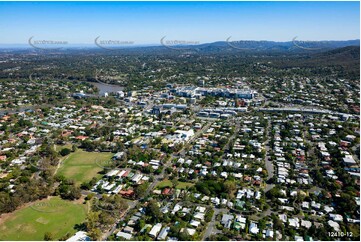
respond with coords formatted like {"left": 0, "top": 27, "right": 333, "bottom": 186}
{"left": 264, "top": 119, "right": 275, "bottom": 192}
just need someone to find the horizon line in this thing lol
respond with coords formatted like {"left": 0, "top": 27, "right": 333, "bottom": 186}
{"left": 0, "top": 38, "right": 359, "bottom": 48}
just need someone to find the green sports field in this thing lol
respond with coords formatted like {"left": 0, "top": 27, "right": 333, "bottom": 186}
{"left": 0, "top": 196, "right": 87, "bottom": 241}
{"left": 57, "top": 150, "right": 114, "bottom": 185}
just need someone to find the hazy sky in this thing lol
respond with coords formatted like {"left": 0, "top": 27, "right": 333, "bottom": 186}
{"left": 0, "top": 1, "right": 359, "bottom": 45}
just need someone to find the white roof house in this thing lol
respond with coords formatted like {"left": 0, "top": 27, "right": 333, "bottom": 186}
{"left": 116, "top": 231, "right": 132, "bottom": 240}
{"left": 149, "top": 223, "right": 162, "bottom": 238}
{"left": 236, "top": 215, "right": 247, "bottom": 224}
{"left": 343, "top": 156, "right": 356, "bottom": 165}
{"left": 263, "top": 229, "right": 274, "bottom": 238}
{"left": 196, "top": 206, "right": 206, "bottom": 213}
{"left": 66, "top": 231, "right": 90, "bottom": 242}
{"left": 172, "top": 203, "right": 182, "bottom": 214}
{"left": 157, "top": 226, "right": 170, "bottom": 241}
{"left": 105, "top": 169, "right": 120, "bottom": 177}
{"left": 131, "top": 173, "right": 143, "bottom": 183}
{"left": 329, "top": 214, "right": 343, "bottom": 222}
{"left": 194, "top": 212, "right": 205, "bottom": 221}
{"left": 186, "top": 228, "right": 196, "bottom": 236}
{"left": 288, "top": 218, "right": 300, "bottom": 228}
{"left": 249, "top": 222, "right": 259, "bottom": 234}
{"left": 301, "top": 220, "right": 312, "bottom": 229}
{"left": 328, "top": 220, "right": 340, "bottom": 231}
{"left": 190, "top": 220, "right": 201, "bottom": 227}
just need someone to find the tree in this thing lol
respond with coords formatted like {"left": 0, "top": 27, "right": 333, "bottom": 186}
{"left": 224, "top": 180, "right": 237, "bottom": 198}
{"left": 266, "top": 187, "right": 282, "bottom": 199}
{"left": 59, "top": 232, "right": 71, "bottom": 241}
{"left": 338, "top": 192, "right": 357, "bottom": 213}
{"left": 135, "top": 183, "right": 148, "bottom": 199}
{"left": 44, "top": 232, "right": 54, "bottom": 241}
{"left": 85, "top": 193, "right": 95, "bottom": 201}
{"left": 178, "top": 230, "right": 191, "bottom": 241}
{"left": 59, "top": 184, "right": 81, "bottom": 200}
{"left": 85, "top": 211, "right": 100, "bottom": 231}
{"left": 171, "top": 178, "right": 179, "bottom": 188}
{"left": 205, "top": 208, "right": 214, "bottom": 222}
{"left": 88, "top": 228, "right": 101, "bottom": 241}
{"left": 135, "top": 219, "right": 146, "bottom": 231}
{"left": 59, "top": 148, "right": 71, "bottom": 156}
{"left": 146, "top": 200, "right": 162, "bottom": 222}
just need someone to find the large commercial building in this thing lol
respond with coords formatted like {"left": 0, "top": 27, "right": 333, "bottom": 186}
{"left": 172, "top": 86, "right": 258, "bottom": 99}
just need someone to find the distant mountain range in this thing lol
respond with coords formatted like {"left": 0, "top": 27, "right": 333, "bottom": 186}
{"left": 195, "top": 39, "right": 360, "bottom": 52}
{"left": 0, "top": 39, "right": 359, "bottom": 52}
{"left": 263, "top": 45, "right": 360, "bottom": 79}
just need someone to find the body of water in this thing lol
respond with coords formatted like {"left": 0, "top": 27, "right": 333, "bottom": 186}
{"left": 91, "top": 82, "right": 124, "bottom": 96}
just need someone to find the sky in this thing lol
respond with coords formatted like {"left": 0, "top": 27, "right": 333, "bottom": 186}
{"left": 0, "top": 1, "right": 359, "bottom": 45}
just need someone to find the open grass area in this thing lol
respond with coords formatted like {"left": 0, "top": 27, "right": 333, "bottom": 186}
{"left": 156, "top": 180, "right": 173, "bottom": 189}
{"left": 57, "top": 149, "right": 113, "bottom": 185}
{"left": 176, "top": 182, "right": 194, "bottom": 189}
{"left": 0, "top": 196, "right": 87, "bottom": 241}
{"left": 156, "top": 179, "right": 194, "bottom": 190}
{"left": 54, "top": 143, "right": 72, "bottom": 152}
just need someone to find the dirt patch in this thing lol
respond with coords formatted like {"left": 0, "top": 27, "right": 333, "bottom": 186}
{"left": 36, "top": 217, "right": 49, "bottom": 224}
{"left": 73, "top": 196, "right": 85, "bottom": 204}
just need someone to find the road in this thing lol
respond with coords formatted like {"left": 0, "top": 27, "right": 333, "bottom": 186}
{"left": 101, "top": 159, "right": 167, "bottom": 241}
{"left": 264, "top": 119, "right": 275, "bottom": 192}
{"left": 202, "top": 208, "right": 228, "bottom": 240}
{"left": 176, "top": 121, "right": 212, "bottom": 156}
{"left": 351, "top": 143, "right": 360, "bottom": 164}
{"left": 102, "top": 119, "right": 213, "bottom": 240}
{"left": 101, "top": 200, "right": 138, "bottom": 240}
{"left": 101, "top": 121, "right": 211, "bottom": 240}
{"left": 223, "top": 117, "right": 240, "bottom": 152}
